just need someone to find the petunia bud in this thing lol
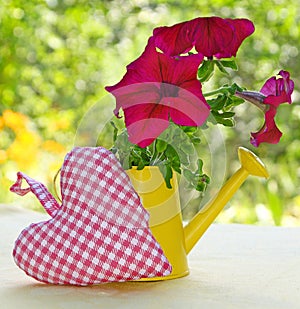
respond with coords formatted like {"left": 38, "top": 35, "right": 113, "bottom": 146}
{"left": 235, "top": 91, "right": 268, "bottom": 112}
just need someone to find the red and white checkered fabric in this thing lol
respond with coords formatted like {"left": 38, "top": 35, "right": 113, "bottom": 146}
{"left": 10, "top": 147, "right": 172, "bottom": 285}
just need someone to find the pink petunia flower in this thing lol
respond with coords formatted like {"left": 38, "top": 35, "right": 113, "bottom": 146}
{"left": 236, "top": 70, "right": 294, "bottom": 147}
{"left": 152, "top": 16, "right": 255, "bottom": 58}
{"left": 105, "top": 39, "right": 210, "bottom": 148}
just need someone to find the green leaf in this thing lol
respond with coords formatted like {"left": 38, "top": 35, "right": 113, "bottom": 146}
{"left": 208, "top": 95, "right": 227, "bottom": 110}
{"left": 110, "top": 121, "right": 118, "bottom": 142}
{"left": 227, "top": 83, "right": 240, "bottom": 95}
{"left": 177, "top": 149, "right": 190, "bottom": 166}
{"left": 218, "top": 118, "right": 235, "bottom": 127}
{"left": 216, "top": 111, "right": 235, "bottom": 118}
{"left": 232, "top": 82, "right": 245, "bottom": 92}
{"left": 211, "top": 111, "right": 235, "bottom": 126}
{"left": 215, "top": 61, "right": 229, "bottom": 75}
{"left": 122, "top": 154, "right": 132, "bottom": 170}
{"left": 196, "top": 174, "right": 210, "bottom": 192}
{"left": 165, "top": 165, "right": 173, "bottom": 188}
{"left": 180, "top": 143, "right": 194, "bottom": 155}
{"left": 197, "top": 60, "right": 215, "bottom": 82}
{"left": 191, "top": 137, "right": 201, "bottom": 144}
{"left": 183, "top": 165, "right": 210, "bottom": 193}
{"left": 156, "top": 139, "right": 167, "bottom": 153}
{"left": 220, "top": 59, "right": 238, "bottom": 70}
{"left": 171, "top": 159, "right": 181, "bottom": 174}
{"left": 182, "top": 126, "right": 197, "bottom": 133}
{"left": 158, "top": 163, "right": 173, "bottom": 189}
{"left": 183, "top": 169, "right": 194, "bottom": 181}
{"left": 201, "top": 174, "right": 210, "bottom": 184}
{"left": 197, "top": 159, "right": 203, "bottom": 174}
{"left": 110, "top": 146, "right": 117, "bottom": 154}
{"left": 137, "top": 160, "right": 145, "bottom": 170}
{"left": 231, "top": 96, "right": 245, "bottom": 105}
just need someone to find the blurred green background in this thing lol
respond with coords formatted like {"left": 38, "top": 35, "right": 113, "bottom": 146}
{"left": 0, "top": 0, "right": 299, "bottom": 225}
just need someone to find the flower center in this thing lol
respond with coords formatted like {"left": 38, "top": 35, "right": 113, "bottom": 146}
{"left": 160, "top": 83, "right": 179, "bottom": 98}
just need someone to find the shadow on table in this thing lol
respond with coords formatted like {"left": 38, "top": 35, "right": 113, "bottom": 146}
{"left": 1, "top": 279, "right": 188, "bottom": 308}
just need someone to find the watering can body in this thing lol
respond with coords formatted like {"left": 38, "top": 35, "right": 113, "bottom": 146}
{"left": 126, "top": 147, "right": 269, "bottom": 281}
{"left": 127, "top": 166, "right": 189, "bottom": 280}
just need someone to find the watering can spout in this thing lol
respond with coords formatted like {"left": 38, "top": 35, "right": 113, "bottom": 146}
{"left": 184, "top": 147, "right": 269, "bottom": 254}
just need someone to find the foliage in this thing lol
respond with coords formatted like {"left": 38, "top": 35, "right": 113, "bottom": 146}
{"left": 111, "top": 121, "right": 210, "bottom": 193}
{"left": 0, "top": 0, "right": 299, "bottom": 225}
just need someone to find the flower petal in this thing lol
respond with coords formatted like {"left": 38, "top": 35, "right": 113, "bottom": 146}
{"left": 153, "top": 16, "right": 254, "bottom": 58}
{"left": 263, "top": 92, "right": 291, "bottom": 108}
{"left": 194, "top": 17, "right": 236, "bottom": 58}
{"left": 278, "top": 70, "right": 294, "bottom": 103}
{"left": 260, "top": 70, "right": 294, "bottom": 104}
{"left": 215, "top": 18, "right": 255, "bottom": 58}
{"left": 153, "top": 21, "right": 193, "bottom": 57}
{"left": 123, "top": 83, "right": 210, "bottom": 146}
{"left": 158, "top": 53, "right": 204, "bottom": 85}
{"left": 168, "top": 81, "right": 210, "bottom": 126}
{"left": 124, "top": 104, "right": 169, "bottom": 147}
{"left": 251, "top": 107, "right": 282, "bottom": 147}
{"left": 109, "top": 83, "right": 161, "bottom": 117}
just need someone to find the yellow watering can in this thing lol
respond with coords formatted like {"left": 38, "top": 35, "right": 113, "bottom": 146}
{"left": 126, "top": 147, "right": 269, "bottom": 281}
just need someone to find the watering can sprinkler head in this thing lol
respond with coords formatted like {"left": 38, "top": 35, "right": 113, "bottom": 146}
{"left": 238, "top": 147, "right": 269, "bottom": 178}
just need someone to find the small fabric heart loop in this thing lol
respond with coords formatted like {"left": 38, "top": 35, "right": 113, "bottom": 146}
{"left": 10, "top": 172, "right": 61, "bottom": 217}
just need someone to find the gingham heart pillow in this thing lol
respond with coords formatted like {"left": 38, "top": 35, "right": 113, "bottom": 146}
{"left": 10, "top": 147, "right": 172, "bottom": 285}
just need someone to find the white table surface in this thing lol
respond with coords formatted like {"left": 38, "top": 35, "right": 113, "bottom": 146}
{"left": 1, "top": 204, "right": 300, "bottom": 309}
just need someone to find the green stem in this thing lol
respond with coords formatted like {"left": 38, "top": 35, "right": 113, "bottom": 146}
{"left": 151, "top": 152, "right": 165, "bottom": 165}
{"left": 149, "top": 140, "right": 157, "bottom": 162}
